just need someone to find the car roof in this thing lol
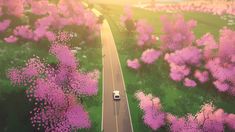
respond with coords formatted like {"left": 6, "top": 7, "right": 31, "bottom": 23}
{"left": 113, "top": 90, "right": 120, "bottom": 93}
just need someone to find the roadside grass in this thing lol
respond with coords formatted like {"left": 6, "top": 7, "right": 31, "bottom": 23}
{"left": 0, "top": 36, "right": 102, "bottom": 132}
{"left": 77, "top": 38, "right": 102, "bottom": 132}
{"left": 98, "top": 4, "right": 235, "bottom": 132}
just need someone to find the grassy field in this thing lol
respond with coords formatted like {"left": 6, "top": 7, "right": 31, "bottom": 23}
{"left": 0, "top": 37, "right": 102, "bottom": 131}
{"left": 97, "top": 4, "right": 235, "bottom": 132}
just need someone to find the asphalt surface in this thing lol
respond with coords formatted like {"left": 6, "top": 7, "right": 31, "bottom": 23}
{"left": 100, "top": 20, "right": 133, "bottom": 132}
{"left": 80, "top": 5, "right": 133, "bottom": 132}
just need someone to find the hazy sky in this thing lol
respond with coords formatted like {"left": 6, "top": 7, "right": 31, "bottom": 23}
{"left": 89, "top": 0, "right": 185, "bottom": 5}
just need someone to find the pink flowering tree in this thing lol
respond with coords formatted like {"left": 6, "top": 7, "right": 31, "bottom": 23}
{"left": 141, "top": 48, "right": 161, "bottom": 65}
{"left": 167, "top": 103, "right": 226, "bottom": 132}
{"left": 225, "top": 114, "right": 235, "bottom": 130}
{"left": 7, "top": 44, "right": 99, "bottom": 131}
{"left": 164, "top": 46, "right": 204, "bottom": 87}
{"left": 167, "top": 114, "right": 201, "bottom": 132}
{"left": 120, "top": 6, "right": 135, "bottom": 32}
{"left": 0, "top": 19, "right": 11, "bottom": 33}
{"left": 0, "top": 0, "right": 30, "bottom": 42}
{"left": 159, "top": 15, "right": 208, "bottom": 88}
{"left": 126, "top": 19, "right": 160, "bottom": 70}
{"left": 136, "top": 91, "right": 235, "bottom": 131}
{"left": 194, "top": 70, "right": 209, "bottom": 84}
{"left": 183, "top": 78, "right": 197, "bottom": 88}
{"left": 127, "top": 49, "right": 161, "bottom": 71}
{"left": 135, "top": 20, "right": 156, "bottom": 47}
{"left": 127, "top": 58, "right": 141, "bottom": 70}
{"left": 0, "top": 0, "right": 100, "bottom": 44}
{"left": 135, "top": 91, "right": 165, "bottom": 131}
{"left": 160, "top": 15, "right": 197, "bottom": 51}
{"left": 196, "top": 33, "right": 218, "bottom": 60}
{"left": 0, "top": 0, "right": 24, "bottom": 17}
{"left": 206, "top": 28, "right": 235, "bottom": 95}
{"left": 4, "top": 35, "right": 18, "bottom": 43}
{"left": 168, "top": 103, "right": 234, "bottom": 132}
{"left": 195, "top": 103, "right": 226, "bottom": 132}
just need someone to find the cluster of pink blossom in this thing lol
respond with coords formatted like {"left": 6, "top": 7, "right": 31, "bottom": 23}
{"left": 135, "top": 91, "right": 165, "bottom": 131}
{"left": 164, "top": 46, "right": 205, "bottom": 87}
{"left": 13, "top": 25, "right": 34, "bottom": 40}
{"left": 29, "top": 0, "right": 100, "bottom": 32}
{"left": 127, "top": 49, "right": 161, "bottom": 70}
{"left": 160, "top": 15, "right": 197, "bottom": 51}
{"left": 194, "top": 70, "right": 209, "bottom": 84}
{"left": 0, "top": 0, "right": 24, "bottom": 17}
{"left": 120, "top": 6, "right": 135, "bottom": 32}
{"left": 196, "top": 33, "right": 218, "bottom": 60}
{"left": 183, "top": 78, "right": 197, "bottom": 88}
{"left": 13, "top": 24, "right": 55, "bottom": 42}
{"left": 127, "top": 59, "right": 141, "bottom": 70}
{"left": 120, "top": 6, "right": 133, "bottom": 25}
{"left": 140, "top": 48, "right": 161, "bottom": 64}
{"left": 4, "top": 35, "right": 18, "bottom": 43}
{"left": 168, "top": 103, "right": 235, "bottom": 132}
{"left": 196, "top": 103, "right": 225, "bottom": 132}
{"left": 7, "top": 44, "right": 99, "bottom": 131}
{"left": 50, "top": 44, "right": 77, "bottom": 68}
{"left": 206, "top": 58, "right": 235, "bottom": 93}
{"left": 167, "top": 114, "right": 201, "bottom": 132}
{"left": 151, "top": 0, "right": 235, "bottom": 16}
{"left": 122, "top": 7, "right": 161, "bottom": 70}
{"left": 126, "top": 20, "right": 160, "bottom": 69}
{"left": 136, "top": 20, "right": 156, "bottom": 47}
{"left": 5, "top": 24, "right": 57, "bottom": 43}
{"left": 0, "top": 0, "right": 100, "bottom": 44}
{"left": 205, "top": 28, "right": 235, "bottom": 95}
{"left": 165, "top": 46, "right": 202, "bottom": 66}
{"left": 55, "top": 31, "right": 73, "bottom": 43}
{"left": 136, "top": 92, "right": 235, "bottom": 131}
{"left": 0, "top": 19, "right": 11, "bottom": 33}
{"left": 120, "top": 7, "right": 157, "bottom": 46}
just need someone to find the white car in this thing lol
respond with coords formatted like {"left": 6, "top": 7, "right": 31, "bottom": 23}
{"left": 113, "top": 90, "right": 120, "bottom": 100}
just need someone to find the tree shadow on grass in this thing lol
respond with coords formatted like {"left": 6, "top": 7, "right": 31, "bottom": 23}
{"left": 0, "top": 90, "right": 34, "bottom": 132}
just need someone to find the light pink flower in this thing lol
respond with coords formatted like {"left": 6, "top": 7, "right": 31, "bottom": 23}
{"left": 184, "top": 78, "right": 197, "bottom": 87}
{"left": 141, "top": 49, "right": 161, "bottom": 64}
{"left": 127, "top": 59, "right": 141, "bottom": 70}
{"left": 194, "top": 70, "right": 209, "bottom": 83}
{"left": 0, "top": 19, "right": 11, "bottom": 32}
{"left": 135, "top": 91, "right": 165, "bottom": 131}
{"left": 136, "top": 20, "right": 154, "bottom": 46}
{"left": 160, "top": 15, "right": 196, "bottom": 51}
{"left": 4, "top": 35, "right": 18, "bottom": 43}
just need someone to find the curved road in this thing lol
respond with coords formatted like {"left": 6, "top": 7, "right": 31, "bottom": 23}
{"left": 101, "top": 19, "right": 133, "bottom": 132}
{"left": 88, "top": 6, "right": 134, "bottom": 132}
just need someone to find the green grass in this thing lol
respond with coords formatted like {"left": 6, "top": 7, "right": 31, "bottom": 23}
{"left": 0, "top": 37, "right": 102, "bottom": 131}
{"left": 0, "top": 41, "right": 50, "bottom": 132}
{"left": 77, "top": 38, "right": 103, "bottom": 132}
{"left": 98, "top": 4, "right": 235, "bottom": 132}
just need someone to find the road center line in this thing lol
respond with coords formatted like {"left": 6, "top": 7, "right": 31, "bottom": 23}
{"left": 106, "top": 29, "right": 119, "bottom": 132}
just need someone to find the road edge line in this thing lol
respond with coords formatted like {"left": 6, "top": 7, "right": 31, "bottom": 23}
{"left": 107, "top": 21, "right": 134, "bottom": 132}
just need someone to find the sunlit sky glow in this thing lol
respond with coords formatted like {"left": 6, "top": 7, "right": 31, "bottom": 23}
{"left": 88, "top": 0, "right": 185, "bottom": 5}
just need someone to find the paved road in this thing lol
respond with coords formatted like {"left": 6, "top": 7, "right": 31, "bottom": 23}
{"left": 100, "top": 19, "right": 133, "bottom": 132}
{"left": 81, "top": 3, "right": 134, "bottom": 131}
